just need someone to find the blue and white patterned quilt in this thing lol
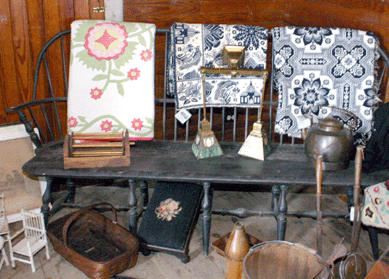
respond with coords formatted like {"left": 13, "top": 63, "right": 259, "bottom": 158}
{"left": 272, "top": 26, "right": 380, "bottom": 144}
{"left": 168, "top": 23, "right": 268, "bottom": 110}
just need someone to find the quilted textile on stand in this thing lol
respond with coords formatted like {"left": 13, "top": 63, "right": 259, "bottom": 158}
{"left": 168, "top": 23, "right": 268, "bottom": 110}
{"left": 272, "top": 26, "right": 380, "bottom": 145}
{"left": 67, "top": 20, "right": 156, "bottom": 141}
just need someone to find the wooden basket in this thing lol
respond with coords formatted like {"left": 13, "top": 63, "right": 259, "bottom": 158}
{"left": 47, "top": 203, "right": 138, "bottom": 279}
{"left": 242, "top": 241, "right": 330, "bottom": 279}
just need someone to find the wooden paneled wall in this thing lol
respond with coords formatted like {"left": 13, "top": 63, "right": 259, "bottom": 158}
{"left": 0, "top": 0, "right": 104, "bottom": 125}
{"left": 2, "top": 0, "right": 389, "bottom": 127}
{"left": 285, "top": 0, "right": 389, "bottom": 51}
{"left": 123, "top": 0, "right": 285, "bottom": 29}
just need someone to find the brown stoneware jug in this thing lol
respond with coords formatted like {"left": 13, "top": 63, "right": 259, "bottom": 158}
{"left": 304, "top": 116, "right": 354, "bottom": 171}
{"left": 225, "top": 221, "right": 250, "bottom": 279}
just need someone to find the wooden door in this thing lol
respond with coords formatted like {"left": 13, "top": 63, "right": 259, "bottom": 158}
{"left": 0, "top": 0, "right": 105, "bottom": 125}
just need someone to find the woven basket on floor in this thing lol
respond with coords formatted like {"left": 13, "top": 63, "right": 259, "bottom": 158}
{"left": 47, "top": 203, "right": 138, "bottom": 279}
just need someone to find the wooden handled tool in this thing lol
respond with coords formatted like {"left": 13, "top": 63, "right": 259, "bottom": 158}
{"left": 316, "top": 155, "right": 323, "bottom": 257}
{"left": 351, "top": 145, "right": 364, "bottom": 252}
{"left": 338, "top": 145, "right": 367, "bottom": 279}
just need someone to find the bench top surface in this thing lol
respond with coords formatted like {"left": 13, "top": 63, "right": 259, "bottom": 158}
{"left": 22, "top": 140, "right": 389, "bottom": 188}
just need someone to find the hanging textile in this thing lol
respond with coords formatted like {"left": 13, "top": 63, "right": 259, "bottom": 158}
{"left": 168, "top": 23, "right": 268, "bottom": 110}
{"left": 272, "top": 26, "right": 380, "bottom": 145}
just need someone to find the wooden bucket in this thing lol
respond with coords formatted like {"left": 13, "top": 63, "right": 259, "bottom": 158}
{"left": 242, "top": 241, "right": 330, "bottom": 279}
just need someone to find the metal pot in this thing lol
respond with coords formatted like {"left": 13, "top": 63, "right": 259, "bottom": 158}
{"left": 304, "top": 115, "right": 354, "bottom": 171}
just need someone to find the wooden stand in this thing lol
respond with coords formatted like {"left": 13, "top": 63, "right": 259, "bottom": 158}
{"left": 63, "top": 131, "right": 131, "bottom": 169}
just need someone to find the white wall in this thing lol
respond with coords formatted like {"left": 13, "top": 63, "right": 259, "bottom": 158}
{"left": 105, "top": 0, "right": 123, "bottom": 21}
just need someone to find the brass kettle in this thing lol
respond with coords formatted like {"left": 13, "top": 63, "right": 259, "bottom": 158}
{"left": 303, "top": 110, "right": 356, "bottom": 171}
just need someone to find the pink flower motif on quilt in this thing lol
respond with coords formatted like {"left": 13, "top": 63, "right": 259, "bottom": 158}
{"left": 374, "top": 186, "right": 380, "bottom": 193}
{"left": 68, "top": 117, "right": 78, "bottom": 128}
{"left": 85, "top": 23, "right": 128, "bottom": 61}
{"left": 100, "top": 120, "right": 113, "bottom": 132}
{"left": 127, "top": 68, "right": 140, "bottom": 80}
{"left": 140, "top": 49, "right": 153, "bottom": 62}
{"left": 90, "top": 87, "right": 103, "bottom": 100}
{"left": 385, "top": 180, "right": 389, "bottom": 190}
{"left": 131, "top": 118, "right": 143, "bottom": 131}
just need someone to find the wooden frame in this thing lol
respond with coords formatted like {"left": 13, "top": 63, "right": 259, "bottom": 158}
{"left": 0, "top": 123, "right": 43, "bottom": 222}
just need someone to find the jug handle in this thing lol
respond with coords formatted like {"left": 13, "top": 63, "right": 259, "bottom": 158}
{"left": 303, "top": 105, "right": 358, "bottom": 130}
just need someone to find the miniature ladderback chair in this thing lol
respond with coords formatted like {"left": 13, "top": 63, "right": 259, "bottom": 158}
{"left": 0, "top": 236, "right": 9, "bottom": 271}
{"left": 9, "top": 209, "right": 50, "bottom": 272}
{"left": 0, "top": 195, "right": 10, "bottom": 271}
{"left": 0, "top": 194, "right": 11, "bottom": 246}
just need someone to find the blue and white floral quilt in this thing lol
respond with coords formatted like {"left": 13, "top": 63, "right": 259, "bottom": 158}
{"left": 272, "top": 26, "right": 380, "bottom": 144}
{"left": 168, "top": 23, "right": 268, "bottom": 110}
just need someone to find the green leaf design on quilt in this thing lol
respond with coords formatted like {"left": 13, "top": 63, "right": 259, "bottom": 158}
{"left": 70, "top": 52, "right": 74, "bottom": 66}
{"left": 117, "top": 83, "right": 124, "bottom": 96}
{"left": 78, "top": 116, "right": 87, "bottom": 123}
{"left": 92, "top": 74, "right": 109, "bottom": 81}
{"left": 76, "top": 49, "right": 107, "bottom": 71}
{"left": 113, "top": 41, "right": 138, "bottom": 69}
{"left": 110, "top": 69, "right": 125, "bottom": 76}
{"left": 73, "top": 21, "right": 93, "bottom": 43}
{"left": 138, "top": 34, "right": 146, "bottom": 47}
{"left": 125, "top": 23, "right": 139, "bottom": 34}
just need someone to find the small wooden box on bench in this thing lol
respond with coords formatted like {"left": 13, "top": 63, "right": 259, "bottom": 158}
{"left": 63, "top": 131, "right": 131, "bottom": 169}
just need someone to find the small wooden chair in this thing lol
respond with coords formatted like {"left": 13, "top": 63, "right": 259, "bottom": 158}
{"left": 0, "top": 194, "right": 11, "bottom": 248}
{"left": 9, "top": 209, "right": 50, "bottom": 272}
{"left": 0, "top": 236, "right": 9, "bottom": 271}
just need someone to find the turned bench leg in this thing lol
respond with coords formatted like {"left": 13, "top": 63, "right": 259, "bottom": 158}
{"left": 139, "top": 180, "right": 149, "bottom": 208}
{"left": 272, "top": 184, "right": 288, "bottom": 241}
{"left": 128, "top": 179, "right": 138, "bottom": 236}
{"left": 66, "top": 178, "right": 76, "bottom": 204}
{"left": 202, "top": 182, "right": 212, "bottom": 256}
{"left": 277, "top": 185, "right": 288, "bottom": 240}
{"left": 41, "top": 177, "right": 53, "bottom": 226}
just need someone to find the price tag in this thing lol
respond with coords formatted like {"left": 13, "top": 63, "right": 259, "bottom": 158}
{"left": 350, "top": 206, "right": 355, "bottom": 221}
{"left": 175, "top": 109, "right": 192, "bottom": 124}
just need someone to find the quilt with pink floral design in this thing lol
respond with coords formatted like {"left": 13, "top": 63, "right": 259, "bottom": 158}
{"left": 67, "top": 20, "right": 156, "bottom": 140}
{"left": 362, "top": 181, "right": 389, "bottom": 230}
